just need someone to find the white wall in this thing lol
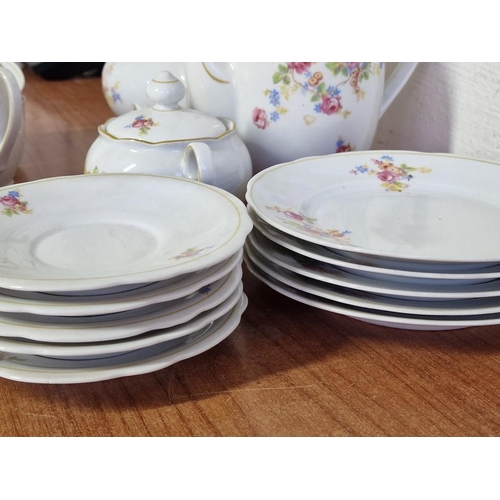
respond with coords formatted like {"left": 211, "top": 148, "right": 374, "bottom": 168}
{"left": 374, "top": 62, "right": 500, "bottom": 163}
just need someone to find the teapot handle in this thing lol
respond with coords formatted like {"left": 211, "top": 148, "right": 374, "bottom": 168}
{"left": 0, "top": 67, "right": 23, "bottom": 178}
{"left": 380, "top": 62, "right": 418, "bottom": 117}
{"left": 181, "top": 142, "right": 215, "bottom": 185}
{"left": 201, "top": 63, "right": 232, "bottom": 84}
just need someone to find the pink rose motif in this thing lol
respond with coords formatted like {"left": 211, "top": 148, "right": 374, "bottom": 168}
{"left": 252, "top": 107, "right": 269, "bottom": 129}
{"left": 320, "top": 94, "right": 342, "bottom": 115}
{"left": 376, "top": 169, "right": 400, "bottom": 183}
{"left": 287, "top": 62, "right": 312, "bottom": 74}
{"left": 283, "top": 210, "right": 305, "bottom": 221}
{"left": 0, "top": 195, "right": 21, "bottom": 208}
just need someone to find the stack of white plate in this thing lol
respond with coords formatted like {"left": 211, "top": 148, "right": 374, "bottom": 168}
{"left": 0, "top": 174, "right": 252, "bottom": 383}
{"left": 244, "top": 151, "right": 500, "bottom": 331}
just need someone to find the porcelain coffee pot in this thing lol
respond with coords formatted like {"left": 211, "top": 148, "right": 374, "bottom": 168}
{"left": 85, "top": 71, "right": 252, "bottom": 200}
{"left": 184, "top": 62, "right": 417, "bottom": 172}
{"left": 0, "top": 65, "right": 23, "bottom": 186}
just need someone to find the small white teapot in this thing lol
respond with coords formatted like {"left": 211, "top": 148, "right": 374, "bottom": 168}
{"left": 85, "top": 71, "right": 252, "bottom": 199}
{"left": 0, "top": 64, "right": 23, "bottom": 186}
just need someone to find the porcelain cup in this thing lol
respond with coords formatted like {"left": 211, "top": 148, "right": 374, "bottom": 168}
{"left": 184, "top": 62, "right": 417, "bottom": 172}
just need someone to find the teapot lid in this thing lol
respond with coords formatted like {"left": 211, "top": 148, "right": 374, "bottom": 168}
{"left": 103, "top": 71, "right": 227, "bottom": 143}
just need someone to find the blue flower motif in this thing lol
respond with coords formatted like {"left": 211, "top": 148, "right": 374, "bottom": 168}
{"left": 7, "top": 191, "right": 20, "bottom": 198}
{"left": 111, "top": 88, "right": 122, "bottom": 103}
{"left": 270, "top": 111, "right": 280, "bottom": 122}
{"left": 314, "top": 103, "right": 322, "bottom": 113}
{"left": 269, "top": 89, "right": 280, "bottom": 106}
{"left": 350, "top": 165, "right": 369, "bottom": 175}
{"left": 381, "top": 155, "right": 394, "bottom": 161}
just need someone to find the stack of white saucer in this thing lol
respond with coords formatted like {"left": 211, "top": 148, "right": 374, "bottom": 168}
{"left": 0, "top": 173, "right": 252, "bottom": 383}
{"left": 244, "top": 150, "right": 500, "bottom": 331}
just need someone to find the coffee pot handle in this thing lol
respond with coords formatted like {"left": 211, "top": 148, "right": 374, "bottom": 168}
{"left": 380, "top": 62, "right": 418, "bottom": 117}
{"left": 0, "top": 67, "right": 23, "bottom": 179}
{"left": 181, "top": 142, "right": 215, "bottom": 185}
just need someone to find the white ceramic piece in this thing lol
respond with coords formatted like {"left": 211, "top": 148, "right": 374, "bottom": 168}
{"left": 0, "top": 65, "right": 23, "bottom": 186}
{"left": 101, "top": 62, "right": 188, "bottom": 115}
{"left": 245, "top": 239, "right": 500, "bottom": 317}
{"left": 87, "top": 71, "right": 252, "bottom": 199}
{"left": 246, "top": 230, "right": 500, "bottom": 301}
{"left": 246, "top": 151, "right": 500, "bottom": 264}
{"left": 0, "top": 250, "right": 242, "bottom": 316}
{"left": 0, "top": 293, "right": 248, "bottom": 384}
{"left": 248, "top": 208, "right": 500, "bottom": 285}
{"left": 244, "top": 255, "right": 500, "bottom": 331}
{"left": 184, "top": 62, "right": 417, "bottom": 171}
{"left": 0, "top": 173, "right": 252, "bottom": 292}
{"left": 0, "top": 284, "right": 244, "bottom": 358}
{"left": 0, "top": 266, "right": 242, "bottom": 343}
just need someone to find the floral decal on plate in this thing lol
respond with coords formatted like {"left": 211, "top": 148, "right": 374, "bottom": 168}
{"left": 102, "top": 63, "right": 123, "bottom": 106}
{"left": 350, "top": 155, "right": 432, "bottom": 192}
{"left": 1, "top": 190, "right": 33, "bottom": 216}
{"left": 171, "top": 246, "right": 214, "bottom": 260}
{"left": 265, "top": 205, "right": 351, "bottom": 243}
{"left": 252, "top": 62, "right": 382, "bottom": 130}
{"left": 125, "top": 115, "right": 159, "bottom": 136}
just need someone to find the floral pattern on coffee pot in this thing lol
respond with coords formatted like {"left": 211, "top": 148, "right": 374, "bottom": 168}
{"left": 184, "top": 62, "right": 417, "bottom": 173}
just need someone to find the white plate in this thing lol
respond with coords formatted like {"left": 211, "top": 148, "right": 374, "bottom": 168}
{"left": 249, "top": 208, "right": 500, "bottom": 285}
{"left": 0, "top": 250, "right": 242, "bottom": 316}
{"left": 0, "top": 266, "right": 242, "bottom": 343}
{"left": 244, "top": 256, "right": 500, "bottom": 331}
{"left": 0, "top": 174, "right": 252, "bottom": 292}
{"left": 0, "top": 284, "right": 244, "bottom": 359}
{"left": 0, "top": 293, "right": 248, "bottom": 384}
{"left": 246, "top": 230, "right": 500, "bottom": 300}
{"left": 246, "top": 151, "right": 500, "bottom": 264}
{"left": 245, "top": 241, "right": 500, "bottom": 316}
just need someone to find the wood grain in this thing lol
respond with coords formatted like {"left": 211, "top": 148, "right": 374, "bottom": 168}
{"left": 1, "top": 68, "right": 500, "bottom": 437}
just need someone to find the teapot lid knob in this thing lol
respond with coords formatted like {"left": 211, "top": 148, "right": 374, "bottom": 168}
{"left": 146, "top": 71, "right": 185, "bottom": 111}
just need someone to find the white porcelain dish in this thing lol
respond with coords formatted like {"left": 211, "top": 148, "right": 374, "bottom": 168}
{"left": 0, "top": 266, "right": 242, "bottom": 343}
{"left": 0, "top": 250, "right": 242, "bottom": 316}
{"left": 244, "top": 256, "right": 500, "bottom": 331}
{"left": 0, "top": 293, "right": 248, "bottom": 384}
{"left": 0, "top": 284, "right": 243, "bottom": 359}
{"left": 0, "top": 173, "right": 252, "bottom": 292}
{"left": 246, "top": 231, "right": 500, "bottom": 301}
{"left": 245, "top": 241, "right": 500, "bottom": 317}
{"left": 249, "top": 208, "right": 500, "bottom": 285}
{"left": 246, "top": 151, "right": 500, "bottom": 265}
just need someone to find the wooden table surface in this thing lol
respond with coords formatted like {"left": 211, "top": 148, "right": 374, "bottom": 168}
{"left": 2, "top": 67, "right": 500, "bottom": 437}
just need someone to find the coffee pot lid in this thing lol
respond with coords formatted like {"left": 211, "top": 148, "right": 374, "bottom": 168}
{"left": 104, "top": 71, "right": 227, "bottom": 143}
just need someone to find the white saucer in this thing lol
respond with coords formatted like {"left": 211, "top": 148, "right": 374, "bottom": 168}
{"left": 0, "top": 250, "right": 242, "bottom": 316}
{"left": 244, "top": 256, "right": 500, "bottom": 331}
{"left": 246, "top": 151, "right": 500, "bottom": 265}
{"left": 249, "top": 208, "right": 500, "bottom": 285}
{"left": 0, "top": 174, "right": 252, "bottom": 292}
{"left": 247, "top": 230, "right": 500, "bottom": 301}
{"left": 0, "top": 284, "right": 244, "bottom": 359}
{"left": 0, "top": 266, "right": 242, "bottom": 343}
{"left": 0, "top": 293, "right": 248, "bottom": 384}
{"left": 245, "top": 241, "right": 500, "bottom": 316}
